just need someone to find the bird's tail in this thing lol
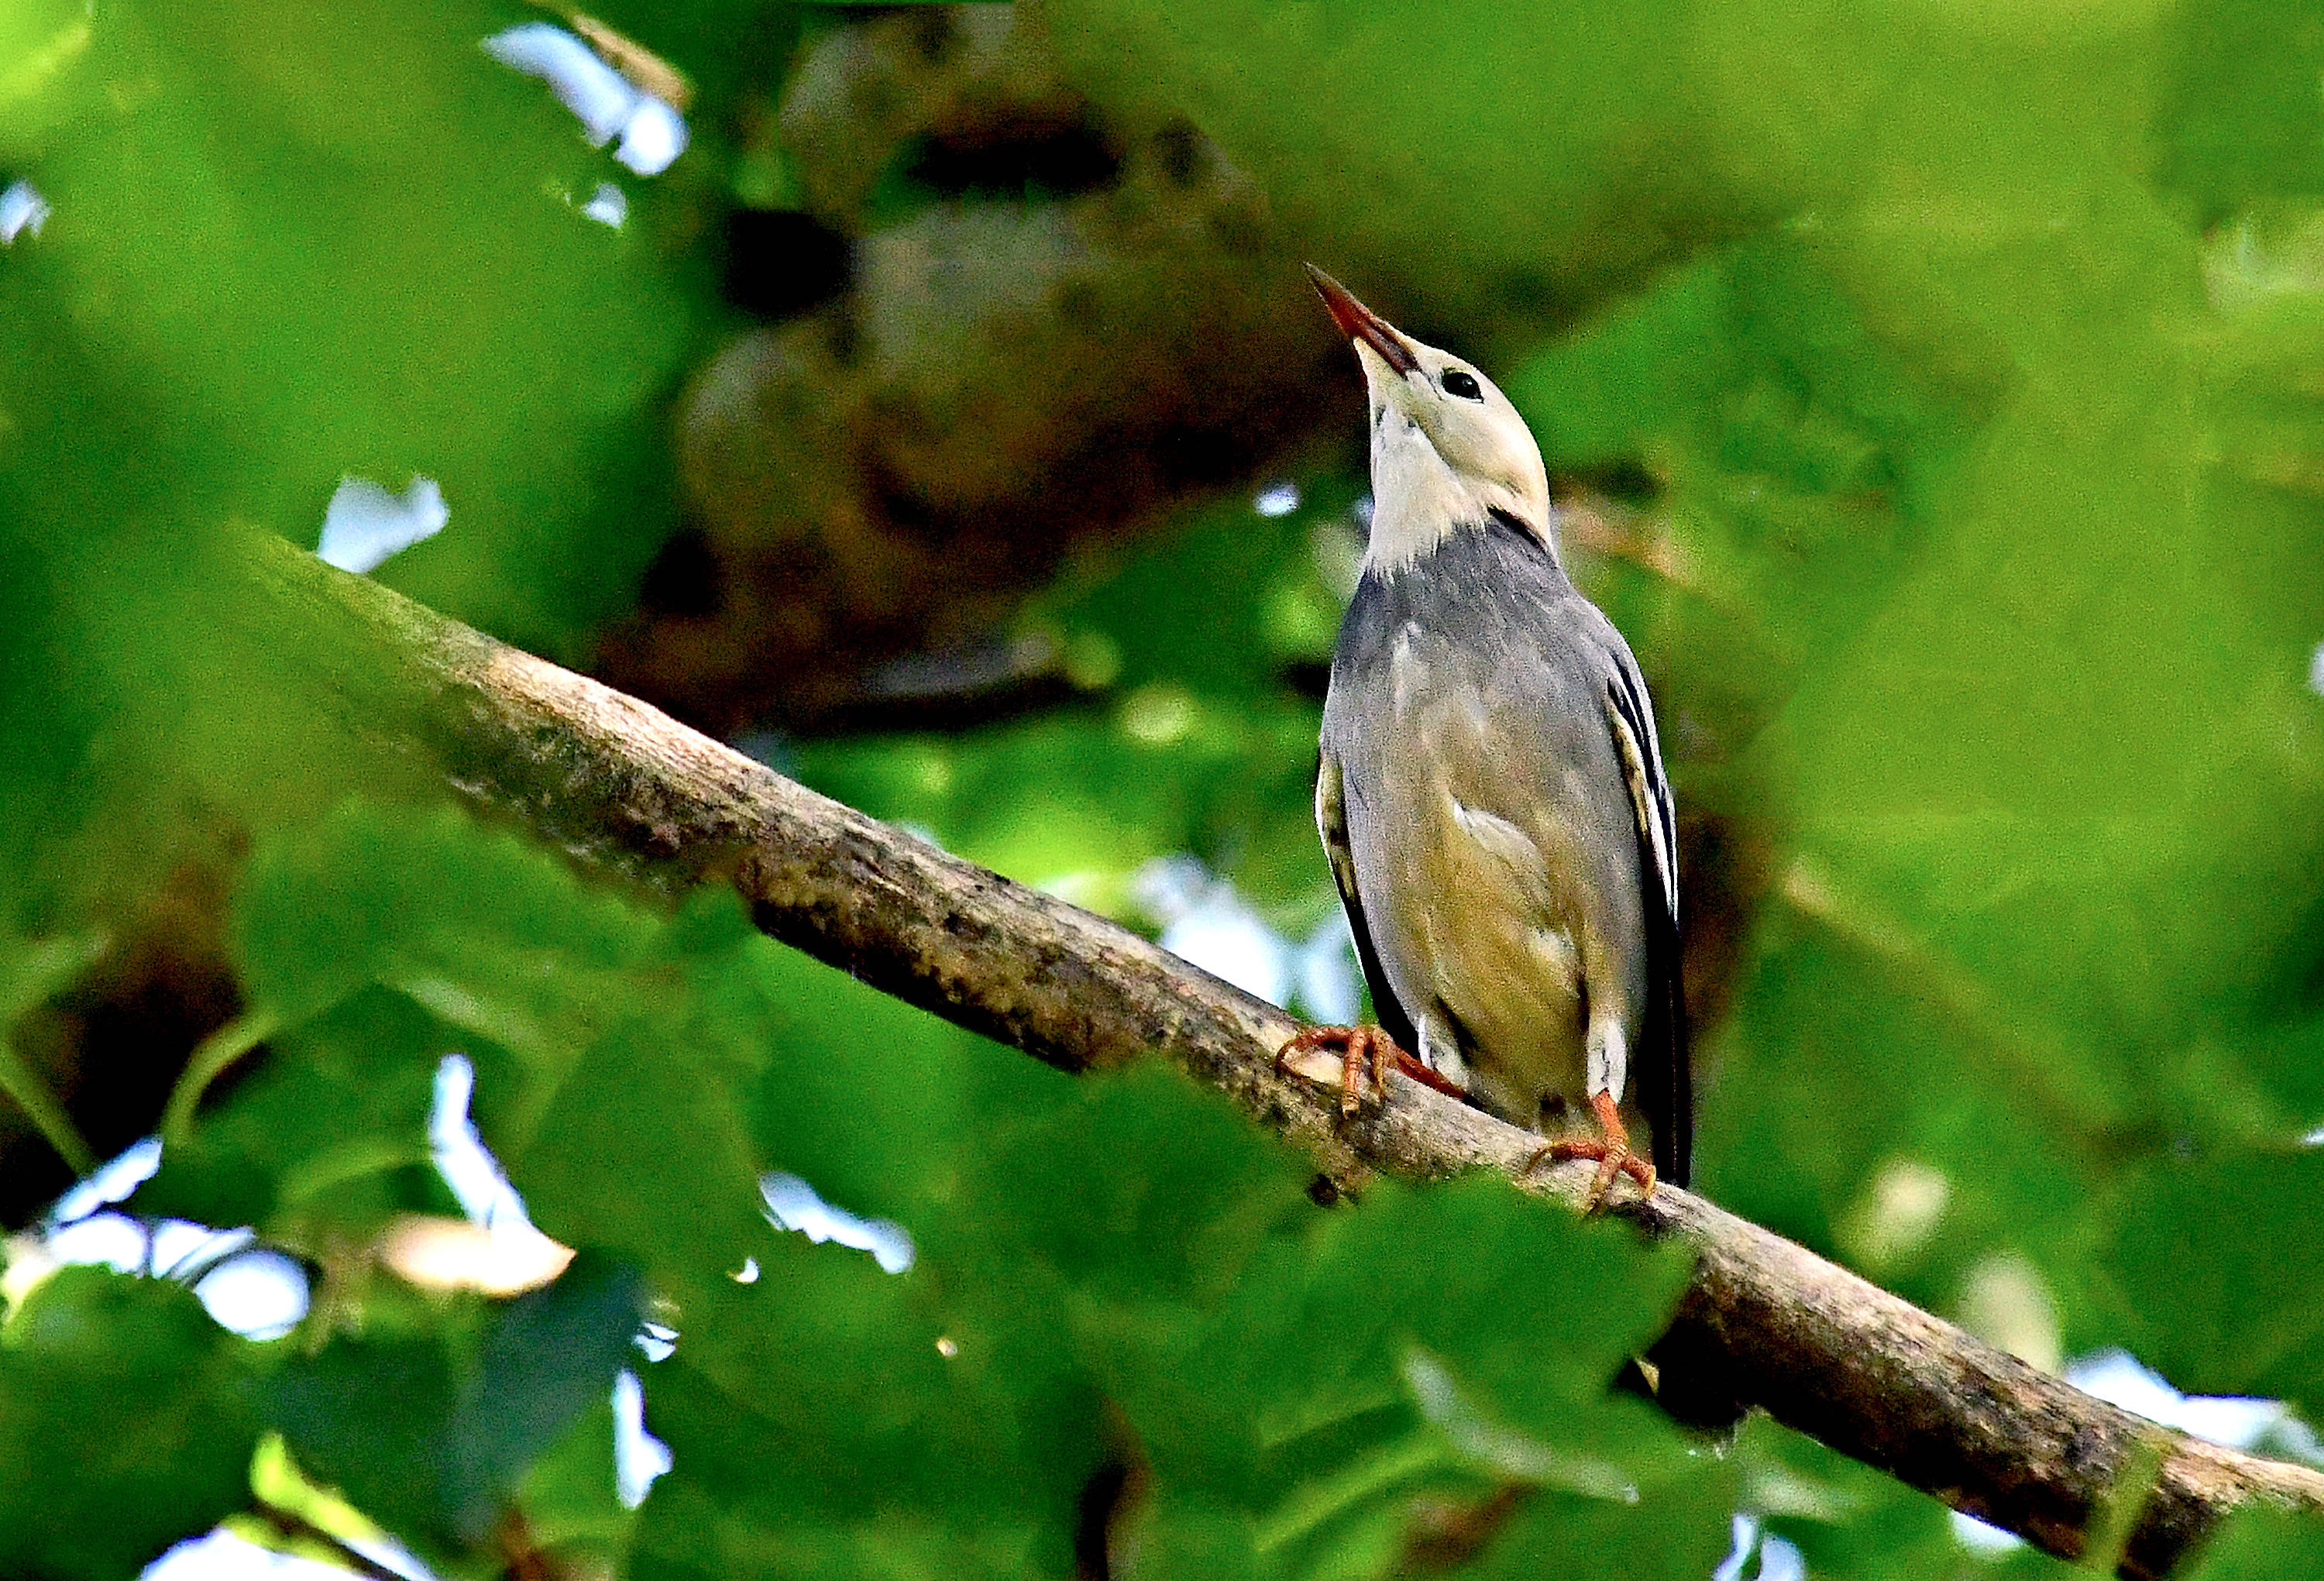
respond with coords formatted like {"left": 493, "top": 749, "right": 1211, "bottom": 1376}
{"left": 1639, "top": 873, "right": 1691, "bottom": 1189}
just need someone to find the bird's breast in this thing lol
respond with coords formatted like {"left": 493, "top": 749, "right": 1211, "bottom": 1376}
{"left": 1325, "top": 536, "right": 1645, "bottom": 1126}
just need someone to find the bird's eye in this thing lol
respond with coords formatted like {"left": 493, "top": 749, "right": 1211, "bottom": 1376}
{"left": 1441, "top": 369, "right": 1482, "bottom": 400}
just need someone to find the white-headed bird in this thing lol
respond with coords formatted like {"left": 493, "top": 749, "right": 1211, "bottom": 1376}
{"left": 1283, "top": 266, "right": 1690, "bottom": 1205}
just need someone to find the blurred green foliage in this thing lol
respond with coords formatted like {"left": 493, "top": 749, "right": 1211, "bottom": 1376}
{"left": 5, "top": 0, "right": 2324, "bottom": 1577}
{"left": 0, "top": 1267, "right": 261, "bottom": 1578}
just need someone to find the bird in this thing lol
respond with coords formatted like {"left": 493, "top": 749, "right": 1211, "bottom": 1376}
{"left": 1281, "top": 266, "right": 1690, "bottom": 1204}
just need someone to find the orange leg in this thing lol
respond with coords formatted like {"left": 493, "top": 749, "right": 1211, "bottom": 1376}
{"left": 1524, "top": 1089, "right": 1655, "bottom": 1210}
{"left": 1276, "top": 1025, "right": 1467, "bottom": 1116}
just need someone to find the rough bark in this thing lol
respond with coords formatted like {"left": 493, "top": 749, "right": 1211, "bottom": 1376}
{"left": 246, "top": 533, "right": 2324, "bottom": 1577}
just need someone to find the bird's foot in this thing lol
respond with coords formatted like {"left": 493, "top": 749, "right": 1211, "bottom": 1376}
{"left": 1276, "top": 1024, "right": 1467, "bottom": 1116}
{"left": 1523, "top": 1089, "right": 1655, "bottom": 1211}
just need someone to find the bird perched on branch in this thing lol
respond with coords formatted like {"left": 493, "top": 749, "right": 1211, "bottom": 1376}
{"left": 1282, "top": 267, "right": 1690, "bottom": 1204}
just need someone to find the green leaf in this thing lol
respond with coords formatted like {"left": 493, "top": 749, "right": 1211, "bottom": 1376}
{"left": 631, "top": 1232, "right": 1101, "bottom": 1581}
{"left": 2154, "top": 2, "right": 2324, "bottom": 221}
{"left": 266, "top": 1251, "right": 643, "bottom": 1555}
{"left": 9, "top": 0, "right": 708, "bottom": 655}
{"left": 263, "top": 1329, "right": 465, "bottom": 1555}
{"left": 2085, "top": 1155, "right": 2324, "bottom": 1412}
{"left": 451, "top": 1252, "right": 647, "bottom": 1541}
{"left": 515, "top": 1395, "right": 630, "bottom": 1558}
{"left": 0, "top": 1267, "right": 262, "bottom": 1580}
{"left": 946, "top": 1063, "right": 1315, "bottom": 1315}
{"left": 231, "top": 801, "right": 662, "bottom": 1050}
{"left": 1465, "top": 1479, "right": 1741, "bottom": 1581}
{"left": 0, "top": 928, "right": 108, "bottom": 1174}
{"left": 195, "top": 802, "right": 776, "bottom": 1291}
{"left": 497, "top": 1012, "right": 771, "bottom": 1297}
{"left": 139, "top": 987, "right": 452, "bottom": 1240}
{"left": 2181, "top": 1507, "right": 2324, "bottom": 1581}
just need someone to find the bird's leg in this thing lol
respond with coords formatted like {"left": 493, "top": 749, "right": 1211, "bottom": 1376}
{"left": 1276, "top": 1025, "right": 1467, "bottom": 1116}
{"left": 1524, "top": 1090, "right": 1655, "bottom": 1211}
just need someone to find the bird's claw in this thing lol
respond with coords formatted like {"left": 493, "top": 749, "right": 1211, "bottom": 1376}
{"left": 1521, "top": 1089, "right": 1655, "bottom": 1211}
{"left": 1276, "top": 1024, "right": 1466, "bottom": 1116}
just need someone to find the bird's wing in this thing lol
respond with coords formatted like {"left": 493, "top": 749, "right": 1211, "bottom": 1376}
{"left": 1602, "top": 653, "right": 1677, "bottom": 928}
{"left": 1601, "top": 651, "right": 1691, "bottom": 1187}
{"left": 1315, "top": 744, "right": 1418, "bottom": 1055}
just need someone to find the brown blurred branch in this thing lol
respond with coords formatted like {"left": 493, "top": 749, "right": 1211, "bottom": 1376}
{"left": 242, "top": 532, "right": 2323, "bottom": 1579}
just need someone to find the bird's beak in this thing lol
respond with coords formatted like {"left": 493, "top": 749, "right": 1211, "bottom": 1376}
{"left": 1306, "top": 265, "right": 1421, "bottom": 377}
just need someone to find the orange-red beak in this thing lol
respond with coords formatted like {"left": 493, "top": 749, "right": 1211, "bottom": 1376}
{"left": 1306, "top": 265, "right": 1421, "bottom": 376}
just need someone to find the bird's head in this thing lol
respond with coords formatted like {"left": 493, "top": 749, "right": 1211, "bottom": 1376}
{"left": 1307, "top": 265, "right": 1553, "bottom": 570}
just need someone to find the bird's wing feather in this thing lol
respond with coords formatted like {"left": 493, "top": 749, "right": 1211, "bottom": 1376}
{"left": 1315, "top": 745, "right": 1418, "bottom": 1055}
{"left": 1602, "top": 655, "right": 1691, "bottom": 1187}
{"left": 1603, "top": 655, "right": 1678, "bottom": 929}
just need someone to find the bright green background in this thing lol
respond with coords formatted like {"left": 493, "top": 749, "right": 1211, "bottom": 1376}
{"left": 5, "top": 0, "right": 2324, "bottom": 1576}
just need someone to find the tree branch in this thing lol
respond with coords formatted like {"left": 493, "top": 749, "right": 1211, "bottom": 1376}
{"left": 244, "top": 534, "right": 2324, "bottom": 1578}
